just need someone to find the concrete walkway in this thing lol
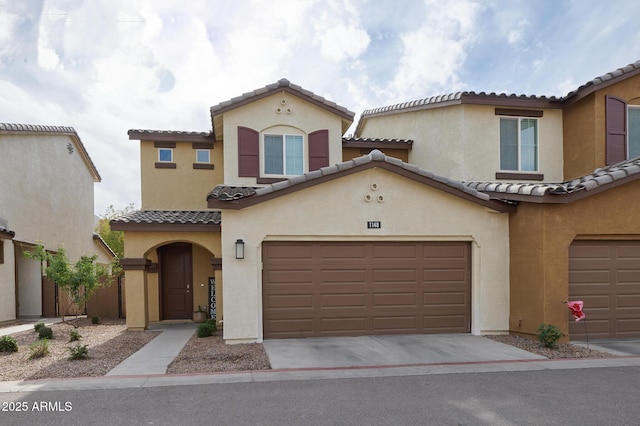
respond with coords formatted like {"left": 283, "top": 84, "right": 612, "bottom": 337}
{"left": 106, "top": 322, "right": 197, "bottom": 376}
{"left": 0, "top": 317, "right": 62, "bottom": 336}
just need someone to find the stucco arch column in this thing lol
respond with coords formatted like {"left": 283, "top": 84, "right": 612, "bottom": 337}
{"left": 119, "top": 258, "right": 150, "bottom": 331}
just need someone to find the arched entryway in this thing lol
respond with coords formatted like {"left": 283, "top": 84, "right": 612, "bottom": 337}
{"left": 158, "top": 243, "right": 193, "bottom": 320}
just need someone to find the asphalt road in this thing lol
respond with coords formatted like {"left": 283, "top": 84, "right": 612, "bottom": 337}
{"left": 1, "top": 367, "right": 639, "bottom": 425}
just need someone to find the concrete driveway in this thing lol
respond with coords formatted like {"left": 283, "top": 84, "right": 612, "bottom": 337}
{"left": 572, "top": 338, "right": 640, "bottom": 356}
{"left": 263, "top": 334, "right": 545, "bottom": 369}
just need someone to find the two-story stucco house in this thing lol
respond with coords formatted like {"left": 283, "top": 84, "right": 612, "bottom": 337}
{"left": 114, "top": 79, "right": 512, "bottom": 342}
{"left": 357, "top": 60, "right": 640, "bottom": 340}
{"left": 115, "top": 60, "right": 640, "bottom": 343}
{"left": 0, "top": 123, "right": 113, "bottom": 322}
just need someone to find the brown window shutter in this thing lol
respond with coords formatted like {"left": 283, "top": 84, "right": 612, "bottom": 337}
{"left": 606, "top": 95, "right": 627, "bottom": 165}
{"left": 308, "top": 129, "right": 329, "bottom": 171}
{"left": 238, "top": 126, "right": 259, "bottom": 177}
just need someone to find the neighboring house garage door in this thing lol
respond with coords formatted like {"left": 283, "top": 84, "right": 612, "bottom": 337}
{"left": 262, "top": 241, "right": 471, "bottom": 339}
{"left": 569, "top": 241, "right": 640, "bottom": 339}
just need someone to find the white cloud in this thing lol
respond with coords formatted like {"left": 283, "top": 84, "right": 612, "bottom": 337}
{"left": 315, "top": 23, "right": 370, "bottom": 62}
{"left": 311, "top": 0, "right": 370, "bottom": 62}
{"left": 3, "top": 0, "right": 640, "bottom": 214}
{"left": 506, "top": 19, "right": 529, "bottom": 47}
{"left": 388, "top": 0, "right": 481, "bottom": 100}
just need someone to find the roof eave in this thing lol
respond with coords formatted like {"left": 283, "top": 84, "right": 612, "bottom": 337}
{"left": 110, "top": 221, "right": 221, "bottom": 232}
{"left": 210, "top": 85, "right": 355, "bottom": 123}
{"left": 355, "top": 94, "right": 561, "bottom": 136}
{"left": 207, "top": 160, "right": 515, "bottom": 213}
{"left": 563, "top": 62, "right": 640, "bottom": 107}
{"left": 128, "top": 131, "right": 214, "bottom": 143}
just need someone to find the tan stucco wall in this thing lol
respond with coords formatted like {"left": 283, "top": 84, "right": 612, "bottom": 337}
{"left": 221, "top": 92, "right": 345, "bottom": 186}
{"left": 563, "top": 95, "right": 597, "bottom": 180}
{"left": 0, "top": 240, "right": 16, "bottom": 322}
{"left": 564, "top": 74, "right": 640, "bottom": 180}
{"left": 358, "top": 105, "right": 564, "bottom": 182}
{"left": 0, "top": 133, "right": 99, "bottom": 319}
{"left": 16, "top": 247, "right": 42, "bottom": 317}
{"left": 509, "top": 179, "right": 640, "bottom": 339}
{"left": 140, "top": 140, "right": 224, "bottom": 210}
{"left": 219, "top": 167, "right": 511, "bottom": 343}
{"left": 122, "top": 230, "right": 221, "bottom": 329}
{"left": 0, "top": 134, "right": 97, "bottom": 260}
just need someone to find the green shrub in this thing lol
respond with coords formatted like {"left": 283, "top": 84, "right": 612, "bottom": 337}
{"left": 33, "top": 322, "right": 45, "bottom": 332}
{"left": 38, "top": 326, "right": 53, "bottom": 340}
{"left": 204, "top": 318, "right": 217, "bottom": 329}
{"left": 69, "top": 329, "right": 82, "bottom": 342}
{"left": 67, "top": 344, "right": 89, "bottom": 360}
{"left": 91, "top": 316, "right": 101, "bottom": 324}
{"left": 29, "top": 339, "right": 50, "bottom": 359}
{"left": 197, "top": 322, "right": 216, "bottom": 338}
{"left": 537, "top": 323, "right": 565, "bottom": 349}
{"left": 0, "top": 335, "right": 19, "bottom": 353}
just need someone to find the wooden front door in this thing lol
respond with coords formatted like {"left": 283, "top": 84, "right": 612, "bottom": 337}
{"left": 160, "top": 243, "right": 193, "bottom": 320}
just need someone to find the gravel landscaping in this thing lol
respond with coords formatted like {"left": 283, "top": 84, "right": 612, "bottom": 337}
{"left": 166, "top": 333, "right": 271, "bottom": 374}
{"left": 487, "top": 334, "right": 612, "bottom": 359}
{"left": 0, "top": 319, "right": 615, "bottom": 382}
{"left": 0, "top": 318, "right": 160, "bottom": 381}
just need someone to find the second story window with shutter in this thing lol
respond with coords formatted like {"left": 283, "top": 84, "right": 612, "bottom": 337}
{"left": 264, "top": 134, "right": 304, "bottom": 176}
{"left": 237, "top": 126, "right": 330, "bottom": 179}
{"left": 604, "top": 96, "right": 640, "bottom": 163}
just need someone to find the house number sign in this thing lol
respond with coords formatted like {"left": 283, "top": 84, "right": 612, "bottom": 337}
{"left": 367, "top": 221, "right": 381, "bottom": 229}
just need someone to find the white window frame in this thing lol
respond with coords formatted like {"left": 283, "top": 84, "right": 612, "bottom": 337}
{"left": 261, "top": 133, "right": 305, "bottom": 177}
{"left": 499, "top": 117, "right": 539, "bottom": 172}
{"left": 627, "top": 105, "right": 640, "bottom": 159}
{"left": 195, "top": 149, "right": 210, "bottom": 163}
{"left": 158, "top": 148, "right": 173, "bottom": 162}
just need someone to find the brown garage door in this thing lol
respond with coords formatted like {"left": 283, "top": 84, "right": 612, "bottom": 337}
{"left": 262, "top": 241, "right": 470, "bottom": 338}
{"left": 569, "top": 241, "right": 640, "bottom": 339}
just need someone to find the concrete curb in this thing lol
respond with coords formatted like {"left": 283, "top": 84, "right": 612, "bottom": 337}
{"left": 2, "top": 355, "right": 640, "bottom": 393}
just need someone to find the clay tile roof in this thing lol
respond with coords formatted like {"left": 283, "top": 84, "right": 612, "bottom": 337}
{"left": 208, "top": 149, "right": 491, "bottom": 203}
{"left": 207, "top": 186, "right": 258, "bottom": 201}
{"left": 360, "top": 91, "right": 562, "bottom": 118}
{"left": 564, "top": 59, "right": 640, "bottom": 101}
{"left": 0, "top": 122, "right": 101, "bottom": 181}
{"left": 127, "top": 129, "right": 213, "bottom": 142}
{"left": 342, "top": 137, "right": 413, "bottom": 146}
{"left": 111, "top": 210, "right": 221, "bottom": 225}
{"left": 0, "top": 226, "right": 15, "bottom": 239}
{"left": 209, "top": 78, "right": 355, "bottom": 119}
{"left": 464, "top": 156, "right": 640, "bottom": 200}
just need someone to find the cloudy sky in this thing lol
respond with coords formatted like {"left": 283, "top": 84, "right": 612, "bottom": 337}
{"left": 2, "top": 0, "right": 640, "bottom": 215}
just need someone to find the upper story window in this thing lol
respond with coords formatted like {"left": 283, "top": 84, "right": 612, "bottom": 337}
{"left": 158, "top": 148, "right": 173, "bottom": 162}
{"left": 195, "top": 149, "right": 210, "bottom": 163}
{"left": 605, "top": 96, "right": 640, "bottom": 164}
{"left": 237, "top": 126, "right": 328, "bottom": 179}
{"left": 500, "top": 117, "right": 538, "bottom": 171}
{"left": 264, "top": 134, "right": 304, "bottom": 176}
{"left": 628, "top": 106, "right": 640, "bottom": 159}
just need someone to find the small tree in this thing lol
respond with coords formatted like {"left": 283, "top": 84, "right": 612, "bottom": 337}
{"left": 24, "top": 244, "right": 121, "bottom": 323}
{"left": 97, "top": 204, "right": 135, "bottom": 258}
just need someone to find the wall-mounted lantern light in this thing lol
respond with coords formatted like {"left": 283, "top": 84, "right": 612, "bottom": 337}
{"left": 235, "top": 239, "right": 245, "bottom": 259}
